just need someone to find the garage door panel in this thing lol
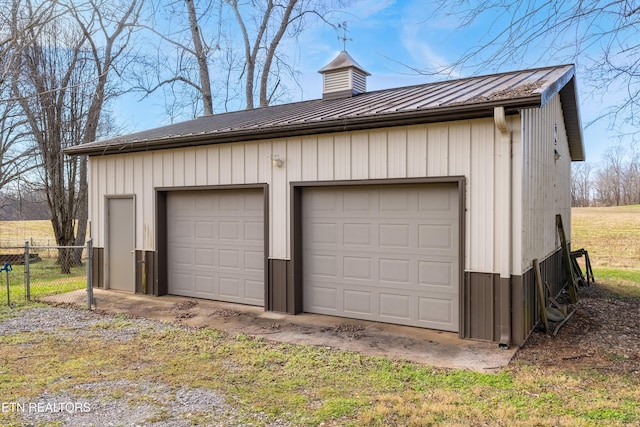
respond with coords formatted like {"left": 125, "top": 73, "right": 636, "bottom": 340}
{"left": 343, "top": 190, "right": 371, "bottom": 211}
{"left": 309, "top": 254, "right": 338, "bottom": 278}
{"left": 173, "top": 245, "right": 193, "bottom": 265}
{"left": 343, "top": 256, "right": 372, "bottom": 280}
{"left": 195, "top": 221, "right": 214, "bottom": 239}
{"left": 418, "top": 261, "right": 454, "bottom": 287}
{"left": 307, "top": 286, "right": 338, "bottom": 312}
{"left": 170, "top": 271, "right": 193, "bottom": 293}
{"left": 194, "top": 248, "right": 214, "bottom": 266}
{"left": 418, "top": 186, "right": 455, "bottom": 212}
{"left": 343, "top": 223, "right": 372, "bottom": 246}
{"left": 244, "top": 251, "right": 264, "bottom": 271}
{"left": 379, "top": 224, "right": 411, "bottom": 248}
{"left": 219, "top": 277, "right": 240, "bottom": 298}
{"left": 419, "top": 297, "right": 456, "bottom": 327}
{"left": 303, "top": 184, "right": 459, "bottom": 331}
{"left": 418, "top": 224, "right": 455, "bottom": 250}
{"left": 307, "top": 222, "right": 338, "bottom": 245}
{"left": 379, "top": 191, "right": 411, "bottom": 212}
{"left": 343, "top": 289, "right": 372, "bottom": 315}
{"left": 219, "top": 221, "right": 240, "bottom": 240}
{"left": 379, "top": 258, "right": 411, "bottom": 284}
{"left": 171, "top": 220, "right": 192, "bottom": 238}
{"left": 379, "top": 293, "right": 411, "bottom": 320}
{"left": 195, "top": 275, "right": 216, "bottom": 296}
{"left": 219, "top": 249, "right": 239, "bottom": 269}
{"left": 167, "top": 190, "right": 264, "bottom": 306}
{"left": 245, "top": 280, "right": 264, "bottom": 303}
{"left": 245, "top": 221, "right": 264, "bottom": 241}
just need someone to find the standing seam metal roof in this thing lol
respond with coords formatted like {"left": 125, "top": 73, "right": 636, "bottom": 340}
{"left": 64, "top": 64, "right": 584, "bottom": 160}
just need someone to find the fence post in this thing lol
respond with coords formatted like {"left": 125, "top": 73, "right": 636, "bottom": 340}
{"left": 24, "top": 241, "right": 30, "bottom": 301}
{"left": 86, "top": 238, "right": 93, "bottom": 310}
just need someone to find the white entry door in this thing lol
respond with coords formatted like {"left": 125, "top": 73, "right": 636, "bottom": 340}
{"left": 107, "top": 197, "right": 135, "bottom": 292}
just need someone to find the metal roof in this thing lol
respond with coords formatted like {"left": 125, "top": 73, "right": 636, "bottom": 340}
{"left": 65, "top": 64, "right": 585, "bottom": 160}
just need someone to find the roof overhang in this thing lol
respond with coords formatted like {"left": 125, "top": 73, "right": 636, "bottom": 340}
{"left": 64, "top": 98, "right": 539, "bottom": 156}
{"left": 64, "top": 64, "right": 585, "bottom": 160}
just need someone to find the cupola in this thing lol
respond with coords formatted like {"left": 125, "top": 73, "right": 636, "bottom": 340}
{"left": 318, "top": 51, "right": 370, "bottom": 100}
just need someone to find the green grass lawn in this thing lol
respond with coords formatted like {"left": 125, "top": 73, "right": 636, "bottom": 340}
{"left": 0, "top": 258, "right": 86, "bottom": 307}
{"left": 0, "top": 303, "right": 638, "bottom": 426}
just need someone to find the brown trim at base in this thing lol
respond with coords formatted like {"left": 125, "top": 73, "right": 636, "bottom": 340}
{"left": 512, "top": 247, "right": 565, "bottom": 346}
{"left": 135, "top": 250, "right": 156, "bottom": 295}
{"left": 268, "top": 258, "right": 290, "bottom": 312}
{"left": 92, "top": 247, "right": 104, "bottom": 288}
{"left": 463, "top": 272, "right": 502, "bottom": 342}
{"left": 463, "top": 247, "right": 564, "bottom": 346}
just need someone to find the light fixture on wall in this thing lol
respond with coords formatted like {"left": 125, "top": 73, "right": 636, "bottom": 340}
{"left": 554, "top": 149, "right": 561, "bottom": 161}
{"left": 270, "top": 154, "right": 282, "bottom": 168}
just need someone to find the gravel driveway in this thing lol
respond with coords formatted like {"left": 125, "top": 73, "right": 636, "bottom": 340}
{"left": 1, "top": 307, "right": 291, "bottom": 427}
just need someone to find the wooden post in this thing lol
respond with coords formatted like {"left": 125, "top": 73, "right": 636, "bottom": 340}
{"left": 556, "top": 214, "right": 577, "bottom": 303}
{"left": 534, "top": 259, "right": 549, "bottom": 333}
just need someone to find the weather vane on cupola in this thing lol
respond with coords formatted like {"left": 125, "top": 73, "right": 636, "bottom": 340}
{"left": 337, "top": 21, "right": 352, "bottom": 51}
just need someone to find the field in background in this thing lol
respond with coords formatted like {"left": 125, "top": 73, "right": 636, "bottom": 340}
{"left": 0, "top": 220, "right": 57, "bottom": 246}
{"left": 572, "top": 205, "right": 640, "bottom": 272}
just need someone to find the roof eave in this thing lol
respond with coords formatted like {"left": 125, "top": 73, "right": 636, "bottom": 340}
{"left": 559, "top": 76, "right": 586, "bottom": 161}
{"left": 65, "top": 96, "right": 541, "bottom": 156}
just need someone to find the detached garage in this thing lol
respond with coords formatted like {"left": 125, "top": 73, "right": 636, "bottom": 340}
{"left": 65, "top": 51, "right": 585, "bottom": 347}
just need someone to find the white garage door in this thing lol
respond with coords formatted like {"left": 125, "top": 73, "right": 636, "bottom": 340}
{"left": 167, "top": 189, "right": 264, "bottom": 306}
{"left": 302, "top": 184, "right": 459, "bottom": 331}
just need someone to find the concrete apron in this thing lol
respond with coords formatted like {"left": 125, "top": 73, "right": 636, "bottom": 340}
{"left": 44, "top": 289, "right": 517, "bottom": 372}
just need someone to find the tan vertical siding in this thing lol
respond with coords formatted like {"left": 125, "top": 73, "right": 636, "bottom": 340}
{"left": 469, "top": 121, "right": 495, "bottom": 272}
{"left": 301, "top": 136, "right": 318, "bottom": 181}
{"left": 369, "top": 132, "right": 387, "bottom": 178}
{"left": 334, "top": 134, "right": 351, "bottom": 180}
{"left": 427, "top": 125, "right": 448, "bottom": 176}
{"left": 272, "top": 139, "right": 288, "bottom": 258}
{"left": 388, "top": 128, "right": 407, "bottom": 178}
{"left": 520, "top": 96, "right": 572, "bottom": 273}
{"left": 206, "top": 147, "right": 219, "bottom": 185}
{"left": 89, "top": 118, "right": 505, "bottom": 275}
{"left": 351, "top": 132, "right": 368, "bottom": 179}
{"left": 407, "top": 126, "right": 427, "bottom": 177}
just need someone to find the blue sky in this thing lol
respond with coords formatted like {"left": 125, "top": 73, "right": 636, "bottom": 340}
{"left": 114, "top": 0, "right": 630, "bottom": 166}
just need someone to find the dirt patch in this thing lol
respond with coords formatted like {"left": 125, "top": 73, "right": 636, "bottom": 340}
{"left": 513, "top": 283, "right": 640, "bottom": 374}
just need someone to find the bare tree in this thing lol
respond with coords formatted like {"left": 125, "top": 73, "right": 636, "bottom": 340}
{"left": 228, "top": 0, "right": 336, "bottom": 109}
{"left": 0, "top": 1, "right": 59, "bottom": 195}
{"left": 0, "top": 86, "right": 37, "bottom": 192}
{"left": 428, "top": 1, "right": 640, "bottom": 131}
{"left": 571, "top": 162, "right": 593, "bottom": 207}
{"left": 591, "top": 144, "right": 640, "bottom": 206}
{"left": 10, "top": 0, "right": 142, "bottom": 272}
{"left": 0, "top": 0, "right": 61, "bottom": 85}
{"left": 135, "top": 0, "right": 222, "bottom": 117}
{"left": 138, "top": 0, "right": 347, "bottom": 117}
{"left": 621, "top": 147, "right": 640, "bottom": 205}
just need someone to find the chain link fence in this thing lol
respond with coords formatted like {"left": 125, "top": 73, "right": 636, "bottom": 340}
{"left": 0, "top": 239, "right": 93, "bottom": 309}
